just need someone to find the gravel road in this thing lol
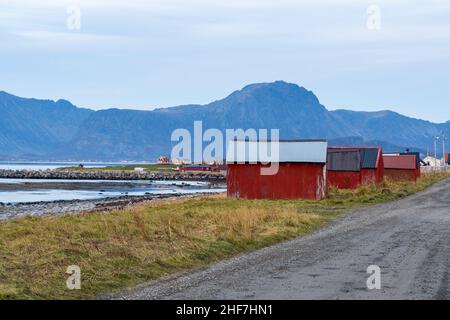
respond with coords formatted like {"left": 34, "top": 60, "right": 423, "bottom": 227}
{"left": 114, "top": 178, "right": 450, "bottom": 300}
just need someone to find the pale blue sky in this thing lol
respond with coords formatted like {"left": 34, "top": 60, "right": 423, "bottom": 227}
{"left": 1, "top": 0, "right": 449, "bottom": 122}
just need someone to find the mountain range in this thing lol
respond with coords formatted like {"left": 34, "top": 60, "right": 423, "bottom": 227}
{"left": 1, "top": 81, "right": 448, "bottom": 161}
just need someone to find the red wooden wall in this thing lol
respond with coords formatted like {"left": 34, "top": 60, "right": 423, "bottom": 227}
{"left": 227, "top": 163, "right": 327, "bottom": 200}
{"left": 328, "top": 148, "right": 384, "bottom": 189}
{"left": 327, "top": 171, "right": 361, "bottom": 189}
{"left": 385, "top": 168, "right": 420, "bottom": 182}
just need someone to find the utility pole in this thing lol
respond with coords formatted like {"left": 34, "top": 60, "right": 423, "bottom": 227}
{"left": 434, "top": 134, "right": 440, "bottom": 166}
{"left": 443, "top": 131, "right": 447, "bottom": 166}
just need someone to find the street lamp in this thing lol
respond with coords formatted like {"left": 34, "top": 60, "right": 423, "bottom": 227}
{"left": 434, "top": 134, "right": 440, "bottom": 166}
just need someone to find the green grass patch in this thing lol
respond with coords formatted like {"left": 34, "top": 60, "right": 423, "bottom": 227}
{"left": 59, "top": 164, "right": 178, "bottom": 172}
{"left": 0, "top": 172, "right": 448, "bottom": 299}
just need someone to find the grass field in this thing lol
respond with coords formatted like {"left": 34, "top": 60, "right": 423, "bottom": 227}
{"left": 59, "top": 164, "right": 178, "bottom": 172}
{"left": 0, "top": 172, "right": 448, "bottom": 299}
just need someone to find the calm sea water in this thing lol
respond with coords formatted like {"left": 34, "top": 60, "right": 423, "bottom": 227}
{"left": 0, "top": 162, "right": 225, "bottom": 204}
{"left": 0, "top": 179, "right": 225, "bottom": 204}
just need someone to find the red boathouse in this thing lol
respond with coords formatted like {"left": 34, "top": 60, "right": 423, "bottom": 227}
{"left": 383, "top": 154, "right": 420, "bottom": 182}
{"left": 226, "top": 140, "right": 328, "bottom": 200}
{"left": 327, "top": 146, "right": 384, "bottom": 189}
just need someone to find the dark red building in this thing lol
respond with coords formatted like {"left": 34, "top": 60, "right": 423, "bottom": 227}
{"left": 383, "top": 154, "right": 420, "bottom": 182}
{"left": 227, "top": 140, "right": 328, "bottom": 200}
{"left": 327, "top": 146, "right": 384, "bottom": 189}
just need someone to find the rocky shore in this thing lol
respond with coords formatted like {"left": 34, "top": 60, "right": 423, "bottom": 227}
{"left": 0, "top": 169, "right": 226, "bottom": 220}
{"left": 0, "top": 192, "right": 223, "bottom": 220}
{"left": 0, "top": 169, "right": 226, "bottom": 182}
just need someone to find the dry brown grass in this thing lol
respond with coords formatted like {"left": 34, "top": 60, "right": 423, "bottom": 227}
{"left": 0, "top": 172, "right": 448, "bottom": 299}
{"left": 0, "top": 196, "right": 333, "bottom": 299}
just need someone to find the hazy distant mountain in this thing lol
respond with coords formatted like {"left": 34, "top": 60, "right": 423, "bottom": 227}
{"left": 0, "top": 91, "right": 93, "bottom": 158}
{"left": 330, "top": 109, "right": 441, "bottom": 152}
{"left": 0, "top": 82, "right": 448, "bottom": 161}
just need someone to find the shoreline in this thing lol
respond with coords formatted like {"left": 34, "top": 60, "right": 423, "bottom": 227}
{"left": 0, "top": 172, "right": 226, "bottom": 220}
{"left": 0, "top": 179, "right": 220, "bottom": 191}
{"left": 0, "top": 169, "right": 226, "bottom": 182}
{"left": 0, "top": 192, "right": 225, "bottom": 220}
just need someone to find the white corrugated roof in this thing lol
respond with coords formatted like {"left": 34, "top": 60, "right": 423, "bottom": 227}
{"left": 226, "top": 140, "right": 328, "bottom": 163}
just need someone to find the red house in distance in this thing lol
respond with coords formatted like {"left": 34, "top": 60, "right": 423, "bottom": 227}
{"left": 327, "top": 146, "right": 384, "bottom": 189}
{"left": 383, "top": 154, "right": 420, "bottom": 182}
{"left": 227, "top": 140, "right": 328, "bottom": 200}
